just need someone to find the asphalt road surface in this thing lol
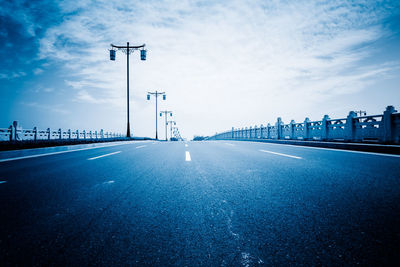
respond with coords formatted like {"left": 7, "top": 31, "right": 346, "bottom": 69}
{"left": 0, "top": 140, "right": 399, "bottom": 266}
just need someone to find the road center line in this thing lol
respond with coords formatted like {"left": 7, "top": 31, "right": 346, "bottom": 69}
{"left": 136, "top": 145, "right": 147, "bottom": 149}
{"left": 185, "top": 151, "right": 191, "bottom": 161}
{"left": 224, "top": 143, "right": 235, "bottom": 146}
{"left": 88, "top": 151, "right": 121, "bottom": 160}
{"left": 259, "top": 149, "right": 302, "bottom": 159}
{"left": 185, "top": 144, "right": 188, "bottom": 147}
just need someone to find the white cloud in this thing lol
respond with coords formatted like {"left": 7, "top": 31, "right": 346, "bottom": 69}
{"left": 0, "top": 71, "right": 27, "bottom": 79}
{"left": 36, "top": 0, "right": 400, "bottom": 138}
{"left": 21, "top": 102, "right": 70, "bottom": 115}
{"left": 33, "top": 68, "right": 44, "bottom": 75}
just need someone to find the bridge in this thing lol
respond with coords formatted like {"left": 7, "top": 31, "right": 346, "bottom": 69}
{"left": 1, "top": 114, "right": 399, "bottom": 265}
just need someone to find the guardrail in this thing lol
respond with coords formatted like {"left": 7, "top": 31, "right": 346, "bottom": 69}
{"left": 209, "top": 106, "right": 400, "bottom": 144}
{"left": 0, "top": 121, "right": 123, "bottom": 142}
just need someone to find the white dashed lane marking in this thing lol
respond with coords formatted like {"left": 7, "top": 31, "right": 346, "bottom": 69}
{"left": 136, "top": 145, "right": 147, "bottom": 149}
{"left": 0, "top": 181, "right": 7, "bottom": 184}
{"left": 185, "top": 151, "right": 191, "bottom": 161}
{"left": 185, "top": 144, "right": 188, "bottom": 147}
{"left": 88, "top": 151, "right": 122, "bottom": 160}
{"left": 259, "top": 149, "right": 302, "bottom": 159}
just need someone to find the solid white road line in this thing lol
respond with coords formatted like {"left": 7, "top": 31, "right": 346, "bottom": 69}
{"left": 136, "top": 145, "right": 147, "bottom": 149}
{"left": 0, "top": 142, "right": 133, "bottom": 163}
{"left": 185, "top": 144, "right": 188, "bottom": 147}
{"left": 88, "top": 151, "right": 121, "bottom": 160}
{"left": 224, "top": 143, "right": 235, "bottom": 146}
{"left": 258, "top": 142, "right": 400, "bottom": 158}
{"left": 0, "top": 181, "right": 7, "bottom": 184}
{"left": 259, "top": 149, "right": 302, "bottom": 159}
{"left": 185, "top": 151, "right": 191, "bottom": 161}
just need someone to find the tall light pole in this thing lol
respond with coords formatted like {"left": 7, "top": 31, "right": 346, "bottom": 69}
{"left": 160, "top": 110, "right": 173, "bottom": 141}
{"left": 109, "top": 42, "right": 146, "bottom": 138}
{"left": 147, "top": 91, "right": 165, "bottom": 140}
{"left": 167, "top": 120, "right": 176, "bottom": 141}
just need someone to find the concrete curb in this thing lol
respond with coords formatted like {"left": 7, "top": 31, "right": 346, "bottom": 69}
{"left": 219, "top": 139, "right": 400, "bottom": 155}
{"left": 0, "top": 137, "right": 154, "bottom": 151}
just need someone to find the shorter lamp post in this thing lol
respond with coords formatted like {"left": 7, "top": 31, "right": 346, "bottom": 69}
{"left": 173, "top": 127, "right": 182, "bottom": 140}
{"left": 354, "top": 110, "right": 367, "bottom": 117}
{"left": 167, "top": 120, "right": 176, "bottom": 141}
{"left": 147, "top": 91, "right": 165, "bottom": 140}
{"left": 160, "top": 110, "right": 173, "bottom": 141}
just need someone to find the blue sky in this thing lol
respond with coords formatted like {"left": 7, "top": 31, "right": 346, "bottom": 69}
{"left": 1, "top": 0, "right": 399, "bottom": 139}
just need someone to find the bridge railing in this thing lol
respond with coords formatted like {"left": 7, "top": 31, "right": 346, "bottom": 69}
{"left": 0, "top": 121, "right": 123, "bottom": 142}
{"left": 208, "top": 106, "right": 400, "bottom": 144}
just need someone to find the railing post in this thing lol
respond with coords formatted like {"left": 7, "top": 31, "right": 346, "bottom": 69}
{"left": 290, "top": 120, "right": 295, "bottom": 139}
{"left": 383, "top": 105, "right": 397, "bottom": 143}
{"left": 68, "top": 129, "right": 71, "bottom": 140}
{"left": 8, "top": 124, "right": 13, "bottom": 141}
{"left": 83, "top": 130, "right": 86, "bottom": 139}
{"left": 266, "top": 123, "right": 270, "bottom": 139}
{"left": 303, "top": 118, "right": 310, "bottom": 140}
{"left": 260, "top": 124, "right": 263, "bottom": 139}
{"left": 321, "top": 115, "right": 330, "bottom": 141}
{"left": 95, "top": 131, "right": 98, "bottom": 139}
{"left": 12, "top": 121, "right": 18, "bottom": 141}
{"left": 76, "top": 130, "right": 79, "bottom": 140}
{"left": 33, "top": 127, "right": 37, "bottom": 141}
{"left": 47, "top": 128, "right": 51, "bottom": 140}
{"left": 345, "top": 111, "right": 356, "bottom": 141}
{"left": 249, "top": 126, "right": 252, "bottom": 139}
{"left": 232, "top": 127, "right": 234, "bottom": 139}
{"left": 58, "top": 128, "right": 62, "bottom": 140}
{"left": 276, "top": 117, "right": 282, "bottom": 139}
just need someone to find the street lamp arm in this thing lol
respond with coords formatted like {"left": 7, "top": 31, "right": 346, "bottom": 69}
{"left": 111, "top": 43, "right": 146, "bottom": 49}
{"left": 148, "top": 91, "right": 165, "bottom": 95}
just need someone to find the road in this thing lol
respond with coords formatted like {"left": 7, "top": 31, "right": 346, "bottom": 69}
{"left": 0, "top": 140, "right": 399, "bottom": 266}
